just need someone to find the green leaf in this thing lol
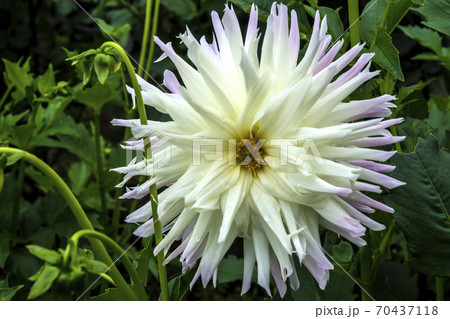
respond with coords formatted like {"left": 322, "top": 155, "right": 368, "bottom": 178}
{"left": 136, "top": 238, "right": 152, "bottom": 284}
{"left": 361, "top": 0, "right": 419, "bottom": 45}
{"left": 26, "top": 245, "right": 62, "bottom": 265}
{"left": 161, "top": 0, "right": 197, "bottom": 20}
{"left": 412, "top": 0, "right": 450, "bottom": 36}
{"left": 74, "top": 82, "right": 118, "bottom": 114}
{"left": 428, "top": 94, "right": 450, "bottom": 112}
{"left": 90, "top": 287, "right": 125, "bottom": 301}
{"left": 28, "top": 264, "right": 61, "bottom": 299}
{"left": 93, "top": 54, "right": 110, "bottom": 85}
{"left": 360, "top": 0, "right": 388, "bottom": 45}
{"left": 332, "top": 241, "right": 353, "bottom": 264}
{"left": 0, "top": 285, "right": 24, "bottom": 301}
{"left": 0, "top": 234, "right": 10, "bottom": 268}
{"left": 426, "top": 107, "right": 450, "bottom": 150}
{"left": 2, "top": 57, "right": 33, "bottom": 101}
{"left": 6, "top": 151, "right": 25, "bottom": 166}
{"left": 396, "top": 118, "right": 430, "bottom": 153}
{"left": 385, "top": 136, "right": 450, "bottom": 277}
{"left": 80, "top": 258, "right": 108, "bottom": 275}
{"left": 399, "top": 25, "right": 442, "bottom": 54}
{"left": 68, "top": 161, "right": 91, "bottom": 196}
{"left": 373, "top": 262, "right": 418, "bottom": 300}
{"left": 217, "top": 255, "right": 244, "bottom": 284}
{"left": 37, "top": 64, "right": 56, "bottom": 95}
{"left": 370, "top": 28, "right": 404, "bottom": 81}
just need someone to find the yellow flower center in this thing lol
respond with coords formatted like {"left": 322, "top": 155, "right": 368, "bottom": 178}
{"left": 236, "top": 138, "right": 266, "bottom": 172}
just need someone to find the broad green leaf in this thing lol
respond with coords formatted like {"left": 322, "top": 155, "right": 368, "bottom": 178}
{"left": 412, "top": 0, "right": 450, "bottom": 36}
{"left": 426, "top": 107, "right": 450, "bottom": 150}
{"left": 161, "top": 0, "right": 197, "bottom": 20}
{"left": 304, "top": 6, "right": 344, "bottom": 41}
{"left": 370, "top": 28, "right": 404, "bottom": 80}
{"left": 0, "top": 285, "right": 24, "bottom": 301}
{"left": 68, "top": 161, "right": 91, "bottom": 196}
{"left": 217, "top": 255, "right": 244, "bottom": 284}
{"left": 396, "top": 118, "right": 430, "bottom": 153}
{"left": 399, "top": 25, "right": 442, "bottom": 54}
{"left": 74, "top": 82, "right": 118, "bottom": 114}
{"left": 361, "top": 0, "right": 420, "bottom": 45}
{"left": 385, "top": 136, "right": 450, "bottom": 277}
{"left": 28, "top": 264, "right": 61, "bottom": 299}
{"left": 372, "top": 262, "right": 418, "bottom": 300}
{"left": 26, "top": 245, "right": 62, "bottom": 265}
{"left": 428, "top": 94, "right": 450, "bottom": 112}
{"left": 332, "top": 241, "right": 353, "bottom": 264}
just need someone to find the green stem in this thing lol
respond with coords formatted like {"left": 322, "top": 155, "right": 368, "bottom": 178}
{"left": 144, "top": 0, "right": 160, "bottom": 80}
{"left": 436, "top": 277, "right": 445, "bottom": 301}
{"left": 11, "top": 160, "right": 25, "bottom": 233}
{"left": 100, "top": 42, "right": 168, "bottom": 300}
{"left": 390, "top": 125, "right": 402, "bottom": 153}
{"left": 94, "top": 114, "right": 107, "bottom": 215}
{"left": 360, "top": 231, "right": 372, "bottom": 301}
{"left": 138, "top": 0, "right": 153, "bottom": 77}
{"left": 150, "top": 183, "right": 168, "bottom": 301}
{"left": 70, "top": 229, "right": 147, "bottom": 300}
{"left": 0, "top": 147, "right": 140, "bottom": 301}
{"left": 0, "top": 85, "right": 13, "bottom": 111}
{"left": 348, "top": 0, "right": 360, "bottom": 47}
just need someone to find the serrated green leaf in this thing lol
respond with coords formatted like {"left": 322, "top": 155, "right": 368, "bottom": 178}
{"left": 37, "top": 64, "right": 56, "bottom": 95}
{"left": 74, "top": 82, "right": 118, "bottom": 114}
{"left": 385, "top": 136, "right": 450, "bottom": 277}
{"left": 399, "top": 25, "right": 442, "bottom": 54}
{"left": 412, "top": 0, "right": 450, "bottom": 36}
{"left": 28, "top": 264, "right": 60, "bottom": 299}
{"left": 2, "top": 57, "right": 33, "bottom": 101}
{"left": 26, "top": 245, "right": 62, "bottom": 265}
{"left": 371, "top": 29, "right": 404, "bottom": 81}
{"left": 426, "top": 107, "right": 450, "bottom": 150}
{"left": 396, "top": 117, "right": 430, "bottom": 153}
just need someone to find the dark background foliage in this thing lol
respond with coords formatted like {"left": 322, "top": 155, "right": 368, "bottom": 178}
{"left": 0, "top": 0, "right": 449, "bottom": 301}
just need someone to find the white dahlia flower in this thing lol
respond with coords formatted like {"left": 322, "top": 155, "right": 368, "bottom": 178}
{"left": 112, "top": 3, "right": 404, "bottom": 296}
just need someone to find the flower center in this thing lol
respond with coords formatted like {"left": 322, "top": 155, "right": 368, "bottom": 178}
{"left": 236, "top": 138, "right": 266, "bottom": 172}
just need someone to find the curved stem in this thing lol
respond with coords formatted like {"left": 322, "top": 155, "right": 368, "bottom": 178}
{"left": 100, "top": 42, "right": 147, "bottom": 124}
{"left": 0, "top": 147, "right": 140, "bottom": 301}
{"left": 94, "top": 114, "right": 107, "bottom": 215}
{"left": 348, "top": 0, "right": 360, "bottom": 47}
{"left": 138, "top": 0, "right": 153, "bottom": 77}
{"left": 144, "top": 0, "right": 160, "bottom": 80}
{"left": 71, "top": 229, "right": 147, "bottom": 300}
{"left": 100, "top": 42, "right": 168, "bottom": 300}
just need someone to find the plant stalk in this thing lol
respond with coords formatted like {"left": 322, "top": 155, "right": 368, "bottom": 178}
{"left": 144, "top": 0, "right": 160, "bottom": 80}
{"left": 138, "top": 0, "right": 153, "bottom": 77}
{"left": 100, "top": 42, "right": 168, "bottom": 300}
{"left": 436, "top": 277, "right": 445, "bottom": 301}
{"left": 348, "top": 0, "right": 360, "bottom": 47}
{"left": 0, "top": 147, "right": 140, "bottom": 301}
{"left": 70, "top": 229, "right": 147, "bottom": 300}
{"left": 94, "top": 114, "right": 107, "bottom": 216}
